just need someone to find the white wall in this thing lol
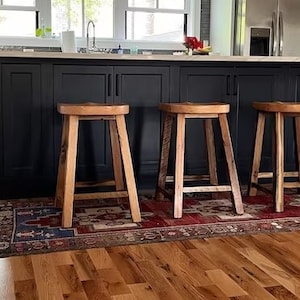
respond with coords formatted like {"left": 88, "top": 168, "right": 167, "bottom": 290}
{"left": 210, "top": 0, "right": 235, "bottom": 55}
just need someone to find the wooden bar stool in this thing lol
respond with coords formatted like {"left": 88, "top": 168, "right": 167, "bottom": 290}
{"left": 156, "top": 102, "right": 244, "bottom": 218}
{"left": 55, "top": 102, "right": 141, "bottom": 227}
{"left": 249, "top": 101, "right": 300, "bottom": 212}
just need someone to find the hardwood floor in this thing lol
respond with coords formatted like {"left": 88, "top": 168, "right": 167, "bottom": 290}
{"left": 1, "top": 231, "right": 300, "bottom": 299}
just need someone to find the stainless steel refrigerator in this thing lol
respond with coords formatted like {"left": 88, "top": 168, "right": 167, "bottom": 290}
{"left": 234, "top": 0, "right": 300, "bottom": 56}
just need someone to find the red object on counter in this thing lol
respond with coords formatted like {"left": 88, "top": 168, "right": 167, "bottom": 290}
{"left": 184, "top": 36, "right": 203, "bottom": 50}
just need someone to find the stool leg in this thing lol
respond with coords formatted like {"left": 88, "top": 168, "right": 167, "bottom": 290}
{"left": 115, "top": 115, "right": 141, "bottom": 222}
{"left": 204, "top": 119, "right": 218, "bottom": 197}
{"left": 109, "top": 119, "right": 124, "bottom": 191}
{"left": 174, "top": 113, "right": 186, "bottom": 218}
{"left": 219, "top": 114, "right": 244, "bottom": 215}
{"left": 56, "top": 115, "right": 79, "bottom": 228}
{"left": 249, "top": 112, "right": 266, "bottom": 196}
{"left": 55, "top": 115, "right": 68, "bottom": 208}
{"left": 156, "top": 113, "right": 173, "bottom": 201}
{"left": 273, "top": 112, "right": 284, "bottom": 212}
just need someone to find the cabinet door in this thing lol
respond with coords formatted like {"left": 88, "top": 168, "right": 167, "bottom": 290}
{"left": 113, "top": 66, "right": 170, "bottom": 188}
{"left": 1, "top": 64, "right": 47, "bottom": 194}
{"left": 283, "top": 66, "right": 300, "bottom": 173}
{"left": 289, "top": 67, "right": 300, "bottom": 102}
{"left": 53, "top": 65, "right": 113, "bottom": 181}
{"left": 234, "top": 67, "right": 284, "bottom": 183}
{"left": 179, "top": 67, "right": 234, "bottom": 177}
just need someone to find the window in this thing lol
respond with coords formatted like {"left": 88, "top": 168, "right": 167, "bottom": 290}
{"left": 51, "top": 0, "right": 113, "bottom": 38}
{"left": 0, "top": 0, "right": 38, "bottom": 36}
{"left": 125, "top": 0, "right": 188, "bottom": 41}
{"left": 51, "top": 0, "right": 188, "bottom": 42}
{"left": 0, "top": 0, "right": 198, "bottom": 48}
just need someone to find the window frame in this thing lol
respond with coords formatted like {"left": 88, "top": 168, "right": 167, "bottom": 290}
{"left": 0, "top": 0, "right": 200, "bottom": 51}
{"left": 115, "top": 0, "right": 190, "bottom": 41}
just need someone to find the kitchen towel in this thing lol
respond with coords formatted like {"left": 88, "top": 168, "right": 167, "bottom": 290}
{"left": 61, "top": 30, "right": 77, "bottom": 53}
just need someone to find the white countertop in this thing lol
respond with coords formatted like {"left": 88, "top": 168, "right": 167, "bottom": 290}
{"left": 1, "top": 51, "right": 300, "bottom": 62}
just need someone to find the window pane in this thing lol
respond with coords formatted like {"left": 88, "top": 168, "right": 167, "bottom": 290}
{"left": 158, "top": 0, "right": 184, "bottom": 9}
{"left": 126, "top": 11, "right": 184, "bottom": 41}
{"left": 51, "top": 0, "right": 113, "bottom": 38}
{"left": 128, "top": 0, "right": 156, "bottom": 8}
{"left": 128, "top": 0, "right": 185, "bottom": 9}
{"left": 86, "top": 0, "right": 113, "bottom": 38}
{"left": 51, "top": 1, "right": 82, "bottom": 36}
{"left": 0, "top": 11, "right": 35, "bottom": 36}
{"left": 3, "top": 0, "right": 35, "bottom": 6}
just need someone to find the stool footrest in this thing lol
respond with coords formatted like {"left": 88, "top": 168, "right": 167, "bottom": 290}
{"left": 284, "top": 182, "right": 300, "bottom": 188}
{"left": 183, "top": 185, "right": 232, "bottom": 193}
{"left": 75, "top": 180, "right": 116, "bottom": 188}
{"left": 74, "top": 191, "right": 129, "bottom": 200}
{"left": 166, "top": 174, "right": 210, "bottom": 183}
{"left": 251, "top": 180, "right": 300, "bottom": 192}
{"left": 257, "top": 171, "right": 299, "bottom": 179}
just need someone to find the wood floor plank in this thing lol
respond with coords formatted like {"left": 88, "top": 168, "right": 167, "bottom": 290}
{"left": 136, "top": 260, "right": 184, "bottom": 300}
{"left": 97, "top": 268, "right": 132, "bottom": 296}
{"left": 265, "top": 285, "right": 300, "bottom": 300}
{"left": 87, "top": 248, "right": 115, "bottom": 269}
{"left": 237, "top": 247, "right": 300, "bottom": 297}
{"left": 10, "top": 256, "right": 34, "bottom": 281}
{"left": 14, "top": 279, "right": 38, "bottom": 300}
{"left": 219, "top": 237, "right": 279, "bottom": 288}
{"left": 193, "top": 239, "right": 278, "bottom": 299}
{"left": 71, "top": 250, "right": 98, "bottom": 281}
{"left": 205, "top": 269, "right": 248, "bottom": 297}
{"left": 195, "top": 284, "right": 230, "bottom": 299}
{"left": 149, "top": 242, "right": 212, "bottom": 286}
{"left": 241, "top": 234, "right": 300, "bottom": 276}
{"left": 48, "top": 250, "right": 74, "bottom": 266}
{"left": 0, "top": 259, "right": 16, "bottom": 300}
{"left": 81, "top": 275, "right": 112, "bottom": 300}
{"left": 107, "top": 246, "right": 146, "bottom": 284}
{"left": 3, "top": 231, "right": 300, "bottom": 299}
{"left": 56, "top": 264, "right": 87, "bottom": 299}
{"left": 128, "top": 283, "right": 160, "bottom": 300}
{"left": 31, "top": 254, "right": 65, "bottom": 300}
{"left": 206, "top": 236, "right": 281, "bottom": 288}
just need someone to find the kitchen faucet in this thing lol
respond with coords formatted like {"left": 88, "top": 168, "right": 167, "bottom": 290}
{"left": 86, "top": 20, "right": 96, "bottom": 52}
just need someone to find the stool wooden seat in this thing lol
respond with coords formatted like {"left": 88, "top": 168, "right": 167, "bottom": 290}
{"left": 156, "top": 102, "right": 244, "bottom": 218}
{"left": 55, "top": 102, "right": 141, "bottom": 227}
{"left": 249, "top": 101, "right": 300, "bottom": 212}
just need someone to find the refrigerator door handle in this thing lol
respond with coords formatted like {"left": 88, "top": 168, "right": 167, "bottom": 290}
{"left": 279, "top": 11, "right": 283, "bottom": 56}
{"left": 272, "top": 11, "right": 277, "bottom": 56}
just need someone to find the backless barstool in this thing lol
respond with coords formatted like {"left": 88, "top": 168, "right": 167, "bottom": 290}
{"left": 55, "top": 103, "right": 141, "bottom": 227}
{"left": 156, "top": 102, "right": 244, "bottom": 218}
{"left": 249, "top": 101, "right": 300, "bottom": 212}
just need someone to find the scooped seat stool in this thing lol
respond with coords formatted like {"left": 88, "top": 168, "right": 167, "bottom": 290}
{"left": 55, "top": 102, "right": 141, "bottom": 227}
{"left": 249, "top": 101, "right": 300, "bottom": 212}
{"left": 156, "top": 102, "right": 244, "bottom": 218}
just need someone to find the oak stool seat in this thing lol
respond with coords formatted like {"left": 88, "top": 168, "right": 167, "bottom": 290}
{"left": 156, "top": 102, "right": 244, "bottom": 218}
{"left": 55, "top": 102, "right": 141, "bottom": 227}
{"left": 249, "top": 101, "right": 300, "bottom": 212}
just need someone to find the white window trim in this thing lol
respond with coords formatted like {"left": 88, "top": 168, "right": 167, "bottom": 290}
{"left": 0, "top": 0, "right": 201, "bottom": 51}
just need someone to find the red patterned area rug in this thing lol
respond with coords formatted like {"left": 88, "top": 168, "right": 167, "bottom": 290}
{"left": 1, "top": 193, "right": 300, "bottom": 258}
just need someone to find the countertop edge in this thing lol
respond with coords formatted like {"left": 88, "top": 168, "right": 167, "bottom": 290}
{"left": 1, "top": 51, "right": 300, "bottom": 62}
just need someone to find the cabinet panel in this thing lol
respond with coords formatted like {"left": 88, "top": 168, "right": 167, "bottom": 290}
{"left": 0, "top": 63, "right": 54, "bottom": 197}
{"left": 234, "top": 67, "right": 283, "bottom": 182}
{"left": 114, "top": 66, "right": 170, "bottom": 188}
{"left": 2, "top": 64, "right": 42, "bottom": 177}
{"left": 284, "top": 67, "right": 300, "bottom": 173}
{"left": 53, "top": 65, "right": 113, "bottom": 181}
{"left": 179, "top": 67, "right": 234, "bottom": 178}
